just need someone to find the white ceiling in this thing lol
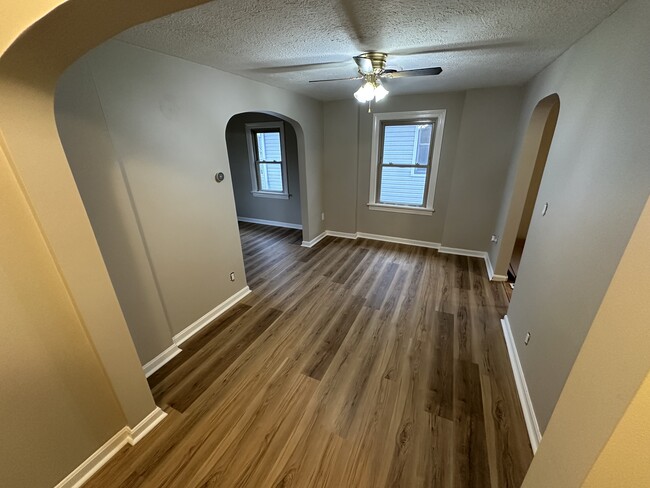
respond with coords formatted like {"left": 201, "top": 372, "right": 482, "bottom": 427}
{"left": 117, "top": 0, "right": 626, "bottom": 101}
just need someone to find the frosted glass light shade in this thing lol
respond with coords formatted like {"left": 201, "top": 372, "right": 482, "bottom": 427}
{"left": 374, "top": 84, "right": 389, "bottom": 101}
{"left": 354, "top": 81, "right": 375, "bottom": 102}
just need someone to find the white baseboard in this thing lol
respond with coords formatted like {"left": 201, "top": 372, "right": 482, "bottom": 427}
{"left": 326, "top": 230, "right": 357, "bottom": 240}
{"left": 301, "top": 231, "right": 327, "bottom": 248}
{"left": 306, "top": 230, "right": 504, "bottom": 283}
{"left": 173, "top": 286, "right": 252, "bottom": 346}
{"left": 501, "top": 315, "right": 542, "bottom": 453}
{"left": 439, "top": 246, "right": 485, "bottom": 258}
{"left": 54, "top": 407, "right": 167, "bottom": 488}
{"left": 356, "top": 232, "right": 441, "bottom": 249}
{"left": 238, "top": 216, "right": 302, "bottom": 230}
{"left": 142, "top": 344, "right": 183, "bottom": 378}
{"left": 439, "top": 246, "right": 507, "bottom": 282}
{"left": 486, "top": 252, "right": 508, "bottom": 281}
{"left": 321, "top": 229, "right": 441, "bottom": 249}
{"left": 128, "top": 406, "right": 168, "bottom": 444}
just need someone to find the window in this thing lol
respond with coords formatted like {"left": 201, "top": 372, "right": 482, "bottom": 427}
{"left": 368, "top": 110, "right": 446, "bottom": 215}
{"left": 246, "top": 122, "right": 289, "bottom": 199}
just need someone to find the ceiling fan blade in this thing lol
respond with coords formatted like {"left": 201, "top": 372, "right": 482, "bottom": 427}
{"left": 353, "top": 55, "right": 374, "bottom": 74}
{"left": 391, "top": 40, "right": 523, "bottom": 57}
{"left": 383, "top": 67, "right": 442, "bottom": 79}
{"left": 335, "top": 0, "right": 372, "bottom": 51}
{"left": 249, "top": 60, "right": 350, "bottom": 74}
{"left": 309, "top": 76, "right": 363, "bottom": 83}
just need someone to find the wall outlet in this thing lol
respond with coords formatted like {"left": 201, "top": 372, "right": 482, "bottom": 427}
{"left": 491, "top": 234, "right": 499, "bottom": 243}
{"left": 524, "top": 332, "right": 531, "bottom": 345}
{"left": 321, "top": 212, "right": 325, "bottom": 221}
{"left": 229, "top": 272, "right": 235, "bottom": 282}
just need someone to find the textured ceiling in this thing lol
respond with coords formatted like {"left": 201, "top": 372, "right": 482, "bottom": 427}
{"left": 117, "top": 0, "right": 626, "bottom": 101}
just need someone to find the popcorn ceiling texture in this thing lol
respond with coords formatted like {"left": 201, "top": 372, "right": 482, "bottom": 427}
{"left": 117, "top": 0, "right": 625, "bottom": 100}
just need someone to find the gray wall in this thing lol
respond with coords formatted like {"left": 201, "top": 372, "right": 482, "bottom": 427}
{"left": 323, "top": 100, "right": 360, "bottom": 234}
{"left": 323, "top": 87, "right": 524, "bottom": 250}
{"left": 226, "top": 113, "right": 302, "bottom": 226}
{"left": 491, "top": 0, "right": 650, "bottom": 432}
{"left": 55, "top": 39, "right": 323, "bottom": 364}
{"left": 442, "top": 87, "right": 524, "bottom": 249}
{"left": 56, "top": 60, "right": 174, "bottom": 365}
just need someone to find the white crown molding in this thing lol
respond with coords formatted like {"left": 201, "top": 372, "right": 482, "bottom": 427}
{"left": 301, "top": 231, "right": 327, "bottom": 248}
{"left": 173, "top": 286, "right": 251, "bottom": 346}
{"left": 237, "top": 216, "right": 302, "bottom": 230}
{"left": 142, "top": 344, "right": 183, "bottom": 378}
{"left": 501, "top": 315, "right": 542, "bottom": 453}
{"left": 54, "top": 407, "right": 167, "bottom": 488}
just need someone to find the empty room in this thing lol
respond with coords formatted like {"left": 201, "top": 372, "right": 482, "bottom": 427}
{"left": 1, "top": 1, "right": 649, "bottom": 487}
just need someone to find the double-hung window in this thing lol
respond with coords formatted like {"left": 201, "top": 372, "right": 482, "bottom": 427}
{"left": 368, "top": 110, "right": 446, "bottom": 215}
{"left": 246, "top": 122, "right": 289, "bottom": 199}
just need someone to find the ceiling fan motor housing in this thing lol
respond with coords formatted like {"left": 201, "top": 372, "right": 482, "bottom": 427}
{"left": 358, "top": 52, "right": 388, "bottom": 73}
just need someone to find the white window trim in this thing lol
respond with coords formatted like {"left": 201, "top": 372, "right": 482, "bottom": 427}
{"left": 368, "top": 109, "right": 446, "bottom": 215}
{"left": 245, "top": 121, "right": 289, "bottom": 199}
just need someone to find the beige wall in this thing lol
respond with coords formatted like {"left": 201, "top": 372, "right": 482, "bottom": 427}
{"left": 0, "top": 1, "right": 209, "bottom": 485}
{"left": 55, "top": 39, "right": 323, "bottom": 340}
{"left": 323, "top": 87, "right": 523, "bottom": 250}
{"left": 226, "top": 112, "right": 302, "bottom": 226}
{"left": 492, "top": 0, "right": 650, "bottom": 433}
{"left": 0, "top": 141, "right": 125, "bottom": 487}
{"left": 521, "top": 196, "right": 650, "bottom": 487}
{"left": 582, "top": 372, "right": 650, "bottom": 487}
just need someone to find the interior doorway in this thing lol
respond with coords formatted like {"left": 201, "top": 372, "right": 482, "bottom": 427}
{"left": 225, "top": 112, "right": 304, "bottom": 285}
{"left": 495, "top": 94, "right": 560, "bottom": 290}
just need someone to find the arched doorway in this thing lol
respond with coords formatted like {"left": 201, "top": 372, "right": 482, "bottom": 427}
{"left": 493, "top": 94, "right": 560, "bottom": 287}
{"left": 226, "top": 111, "right": 305, "bottom": 286}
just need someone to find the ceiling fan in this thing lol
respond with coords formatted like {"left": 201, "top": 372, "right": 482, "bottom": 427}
{"left": 309, "top": 52, "right": 442, "bottom": 106}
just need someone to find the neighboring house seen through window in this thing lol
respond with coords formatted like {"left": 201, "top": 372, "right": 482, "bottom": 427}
{"left": 368, "top": 110, "right": 446, "bottom": 215}
{"left": 246, "top": 122, "right": 289, "bottom": 199}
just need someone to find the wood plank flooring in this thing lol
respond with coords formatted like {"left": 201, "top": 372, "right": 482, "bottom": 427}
{"left": 86, "top": 222, "right": 532, "bottom": 488}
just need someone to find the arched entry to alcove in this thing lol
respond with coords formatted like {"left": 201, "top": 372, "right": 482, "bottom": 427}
{"left": 493, "top": 94, "right": 561, "bottom": 288}
{"left": 225, "top": 111, "right": 305, "bottom": 284}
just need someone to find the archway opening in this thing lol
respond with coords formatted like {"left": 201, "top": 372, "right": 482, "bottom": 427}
{"left": 495, "top": 94, "right": 560, "bottom": 296}
{"left": 226, "top": 111, "right": 305, "bottom": 287}
{"left": 509, "top": 96, "right": 560, "bottom": 283}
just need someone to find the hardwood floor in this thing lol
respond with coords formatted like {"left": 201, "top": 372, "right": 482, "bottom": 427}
{"left": 86, "top": 222, "right": 532, "bottom": 487}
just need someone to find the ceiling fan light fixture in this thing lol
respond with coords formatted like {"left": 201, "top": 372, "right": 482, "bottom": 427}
{"left": 373, "top": 82, "right": 389, "bottom": 102}
{"left": 354, "top": 76, "right": 389, "bottom": 103}
{"left": 354, "top": 81, "right": 375, "bottom": 103}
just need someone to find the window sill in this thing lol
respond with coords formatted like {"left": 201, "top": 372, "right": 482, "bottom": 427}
{"left": 367, "top": 203, "right": 434, "bottom": 216}
{"left": 251, "top": 191, "right": 289, "bottom": 200}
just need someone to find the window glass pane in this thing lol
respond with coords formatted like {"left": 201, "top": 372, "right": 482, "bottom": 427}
{"left": 415, "top": 125, "right": 433, "bottom": 165}
{"left": 382, "top": 123, "right": 432, "bottom": 165}
{"left": 258, "top": 163, "right": 283, "bottom": 192}
{"left": 255, "top": 131, "right": 282, "bottom": 162}
{"left": 379, "top": 166, "right": 427, "bottom": 206}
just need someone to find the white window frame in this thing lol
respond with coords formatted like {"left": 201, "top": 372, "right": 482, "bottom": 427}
{"left": 245, "top": 121, "right": 289, "bottom": 199}
{"left": 368, "top": 109, "right": 446, "bottom": 216}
